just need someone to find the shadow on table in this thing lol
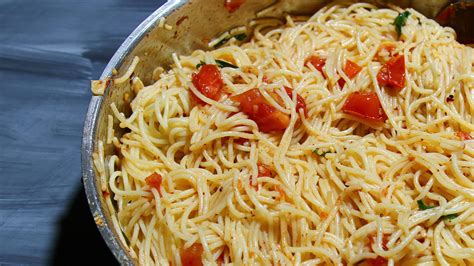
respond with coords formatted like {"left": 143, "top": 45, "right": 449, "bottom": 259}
{"left": 51, "top": 185, "right": 118, "bottom": 266}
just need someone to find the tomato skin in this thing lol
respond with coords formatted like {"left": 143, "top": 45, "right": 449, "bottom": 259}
{"left": 456, "top": 131, "right": 472, "bottom": 140}
{"left": 250, "top": 163, "right": 272, "bottom": 189}
{"left": 364, "top": 234, "right": 389, "bottom": 266}
{"left": 145, "top": 173, "right": 162, "bottom": 196}
{"left": 192, "top": 64, "right": 223, "bottom": 104}
{"left": 305, "top": 55, "right": 326, "bottom": 73}
{"left": 256, "top": 105, "right": 291, "bottom": 132}
{"left": 232, "top": 89, "right": 290, "bottom": 132}
{"left": 338, "top": 60, "right": 362, "bottom": 88}
{"left": 283, "top": 86, "right": 308, "bottom": 117}
{"left": 377, "top": 55, "right": 406, "bottom": 90}
{"left": 378, "top": 43, "right": 395, "bottom": 56}
{"left": 342, "top": 91, "right": 387, "bottom": 123}
{"left": 180, "top": 244, "right": 204, "bottom": 266}
{"left": 232, "top": 87, "right": 307, "bottom": 132}
{"left": 258, "top": 164, "right": 272, "bottom": 177}
{"left": 436, "top": 5, "right": 455, "bottom": 23}
{"left": 369, "top": 234, "right": 389, "bottom": 250}
{"left": 224, "top": 0, "right": 245, "bottom": 13}
{"left": 217, "top": 252, "right": 225, "bottom": 265}
{"left": 365, "top": 256, "right": 388, "bottom": 266}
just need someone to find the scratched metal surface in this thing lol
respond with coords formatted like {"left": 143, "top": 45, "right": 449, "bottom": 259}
{"left": 0, "top": 0, "right": 165, "bottom": 264}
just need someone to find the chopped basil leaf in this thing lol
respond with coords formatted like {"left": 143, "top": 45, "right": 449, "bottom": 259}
{"left": 417, "top": 199, "right": 435, "bottom": 210}
{"left": 234, "top": 33, "right": 247, "bottom": 41}
{"left": 216, "top": 59, "right": 238, "bottom": 69}
{"left": 442, "top": 213, "right": 458, "bottom": 220}
{"left": 417, "top": 200, "right": 458, "bottom": 220}
{"left": 394, "top": 11, "right": 410, "bottom": 38}
{"left": 312, "top": 148, "right": 332, "bottom": 158}
{"left": 213, "top": 33, "right": 247, "bottom": 48}
{"left": 214, "top": 38, "right": 229, "bottom": 48}
{"left": 196, "top": 60, "right": 206, "bottom": 68}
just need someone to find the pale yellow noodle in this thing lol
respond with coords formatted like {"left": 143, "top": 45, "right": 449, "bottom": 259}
{"left": 94, "top": 3, "right": 474, "bottom": 265}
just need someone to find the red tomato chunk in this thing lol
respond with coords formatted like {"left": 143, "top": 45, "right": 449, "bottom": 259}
{"left": 342, "top": 92, "right": 387, "bottom": 123}
{"left": 377, "top": 55, "right": 406, "bottom": 90}
{"left": 456, "top": 131, "right": 472, "bottom": 140}
{"left": 181, "top": 244, "right": 203, "bottom": 266}
{"left": 369, "top": 234, "right": 389, "bottom": 250}
{"left": 224, "top": 0, "right": 245, "bottom": 13}
{"left": 145, "top": 173, "right": 162, "bottom": 195}
{"left": 338, "top": 60, "right": 362, "bottom": 87}
{"left": 192, "top": 64, "right": 223, "bottom": 104}
{"left": 365, "top": 256, "right": 388, "bottom": 266}
{"left": 284, "top": 86, "right": 308, "bottom": 117}
{"left": 232, "top": 88, "right": 290, "bottom": 132}
{"left": 305, "top": 55, "right": 326, "bottom": 73}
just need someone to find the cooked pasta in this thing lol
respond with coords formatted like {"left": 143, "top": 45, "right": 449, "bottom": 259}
{"left": 93, "top": 3, "right": 474, "bottom": 265}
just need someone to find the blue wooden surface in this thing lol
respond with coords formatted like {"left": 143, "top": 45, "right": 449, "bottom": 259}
{"left": 0, "top": 0, "right": 165, "bottom": 264}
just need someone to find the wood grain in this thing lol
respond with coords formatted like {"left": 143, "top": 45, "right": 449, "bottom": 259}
{"left": 0, "top": 0, "right": 165, "bottom": 264}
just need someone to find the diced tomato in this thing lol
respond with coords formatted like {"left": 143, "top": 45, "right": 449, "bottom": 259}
{"left": 250, "top": 163, "right": 272, "bottom": 190}
{"left": 258, "top": 163, "right": 272, "bottom": 177}
{"left": 234, "top": 138, "right": 248, "bottom": 145}
{"left": 191, "top": 64, "right": 223, "bottom": 104}
{"left": 342, "top": 91, "right": 387, "bottom": 123}
{"left": 284, "top": 86, "right": 308, "bottom": 117}
{"left": 305, "top": 55, "right": 326, "bottom": 73}
{"left": 377, "top": 55, "right": 406, "bottom": 90}
{"left": 145, "top": 173, "right": 162, "bottom": 195}
{"left": 232, "top": 88, "right": 290, "bottom": 132}
{"left": 377, "top": 43, "right": 396, "bottom": 58}
{"left": 365, "top": 256, "right": 388, "bottom": 266}
{"left": 369, "top": 234, "right": 389, "bottom": 250}
{"left": 456, "top": 131, "right": 472, "bottom": 140}
{"left": 320, "top": 211, "right": 328, "bottom": 220}
{"left": 365, "top": 234, "right": 389, "bottom": 266}
{"left": 379, "top": 43, "right": 396, "bottom": 54}
{"left": 275, "top": 185, "right": 286, "bottom": 201}
{"left": 181, "top": 244, "right": 203, "bottom": 266}
{"left": 262, "top": 75, "right": 270, "bottom": 83}
{"left": 338, "top": 60, "right": 362, "bottom": 88}
{"left": 224, "top": 0, "right": 245, "bottom": 13}
{"left": 217, "top": 252, "right": 225, "bottom": 265}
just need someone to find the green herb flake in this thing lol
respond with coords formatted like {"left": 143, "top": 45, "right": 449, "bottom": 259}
{"left": 312, "top": 148, "right": 333, "bottom": 158}
{"left": 196, "top": 60, "right": 206, "bottom": 68}
{"left": 417, "top": 199, "right": 435, "bottom": 210}
{"left": 442, "top": 213, "right": 458, "bottom": 220}
{"left": 234, "top": 33, "right": 247, "bottom": 41}
{"left": 417, "top": 200, "right": 458, "bottom": 221}
{"left": 213, "top": 33, "right": 247, "bottom": 48}
{"left": 215, "top": 59, "right": 238, "bottom": 69}
{"left": 393, "top": 11, "right": 410, "bottom": 38}
{"left": 214, "top": 38, "right": 230, "bottom": 48}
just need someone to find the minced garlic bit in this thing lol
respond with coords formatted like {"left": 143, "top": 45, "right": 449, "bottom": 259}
{"left": 91, "top": 78, "right": 110, "bottom": 96}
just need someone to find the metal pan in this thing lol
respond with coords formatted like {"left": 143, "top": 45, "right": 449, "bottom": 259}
{"left": 81, "top": 0, "right": 459, "bottom": 264}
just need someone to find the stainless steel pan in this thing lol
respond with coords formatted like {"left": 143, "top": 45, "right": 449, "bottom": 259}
{"left": 81, "top": 0, "right": 464, "bottom": 264}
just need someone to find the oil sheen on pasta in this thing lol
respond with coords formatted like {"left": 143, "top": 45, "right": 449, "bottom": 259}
{"left": 93, "top": 3, "right": 474, "bottom": 265}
